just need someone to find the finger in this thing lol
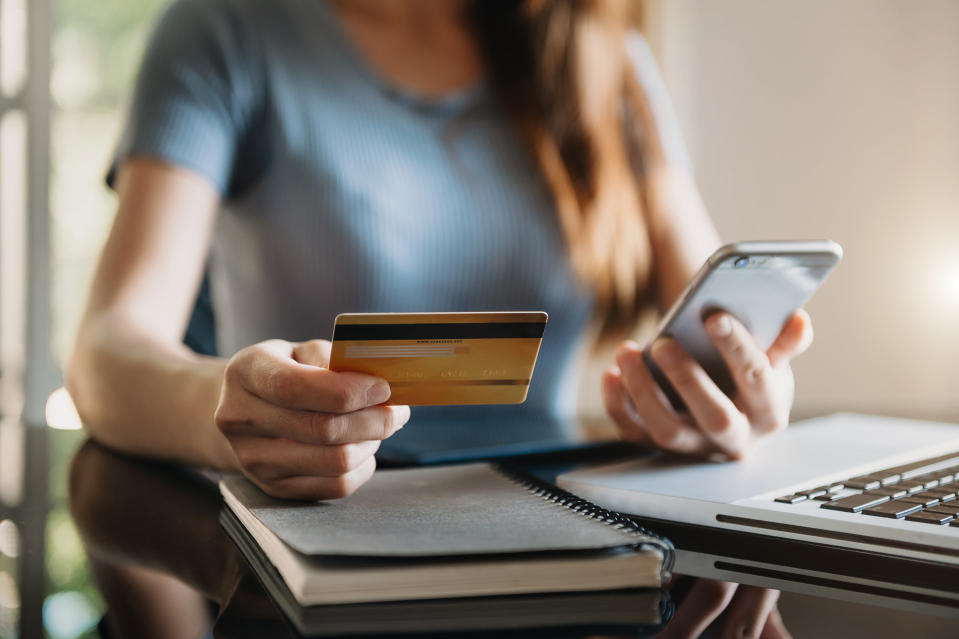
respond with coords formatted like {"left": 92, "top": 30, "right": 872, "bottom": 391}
{"left": 602, "top": 367, "right": 651, "bottom": 445}
{"left": 615, "top": 342, "right": 711, "bottom": 455}
{"left": 219, "top": 397, "right": 410, "bottom": 444}
{"left": 766, "top": 310, "right": 813, "bottom": 368}
{"left": 261, "top": 455, "right": 377, "bottom": 501}
{"left": 649, "top": 338, "right": 750, "bottom": 458}
{"left": 719, "top": 586, "right": 782, "bottom": 639}
{"left": 660, "top": 579, "right": 738, "bottom": 639}
{"left": 234, "top": 340, "right": 392, "bottom": 412}
{"left": 759, "top": 606, "right": 792, "bottom": 639}
{"left": 291, "top": 339, "right": 332, "bottom": 367}
{"left": 232, "top": 437, "right": 381, "bottom": 480}
{"left": 705, "top": 314, "right": 783, "bottom": 435}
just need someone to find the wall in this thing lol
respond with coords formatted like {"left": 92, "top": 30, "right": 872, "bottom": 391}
{"left": 579, "top": 1, "right": 959, "bottom": 422}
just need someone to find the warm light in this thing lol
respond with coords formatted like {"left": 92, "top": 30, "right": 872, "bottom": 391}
{"left": 945, "top": 264, "right": 959, "bottom": 301}
{"left": 45, "top": 387, "right": 82, "bottom": 430}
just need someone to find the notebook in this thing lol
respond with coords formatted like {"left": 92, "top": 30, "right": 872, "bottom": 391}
{"left": 221, "top": 509, "right": 672, "bottom": 637}
{"left": 218, "top": 463, "right": 673, "bottom": 610}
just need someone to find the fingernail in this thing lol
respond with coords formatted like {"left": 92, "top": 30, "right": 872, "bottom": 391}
{"left": 651, "top": 340, "right": 676, "bottom": 366}
{"left": 709, "top": 314, "right": 732, "bottom": 337}
{"left": 616, "top": 340, "right": 640, "bottom": 358}
{"left": 366, "top": 381, "right": 391, "bottom": 405}
{"left": 615, "top": 341, "right": 641, "bottom": 367}
{"left": 393, "top": 405, "right": 411, "bottom": 427}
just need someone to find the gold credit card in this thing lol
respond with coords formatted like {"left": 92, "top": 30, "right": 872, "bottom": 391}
{"left": 329, "top": 312, "right": 548, "bottom": 406}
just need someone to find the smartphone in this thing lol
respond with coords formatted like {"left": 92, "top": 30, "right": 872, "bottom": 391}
{"left": 645, "top": 240, "right": 843, "bottom": 409}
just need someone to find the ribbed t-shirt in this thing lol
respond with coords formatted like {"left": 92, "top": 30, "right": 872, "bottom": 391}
{"left": 110, "top": 0, "right": 690, "bottom": 420}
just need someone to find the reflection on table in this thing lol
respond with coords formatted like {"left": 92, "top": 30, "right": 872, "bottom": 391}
{"left": 69, "top": 440, "right": 676, "bottom": 638}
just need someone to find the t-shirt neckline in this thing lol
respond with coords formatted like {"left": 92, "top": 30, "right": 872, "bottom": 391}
{"left": 312, "top": 0, "right": 488, "bottom": 115}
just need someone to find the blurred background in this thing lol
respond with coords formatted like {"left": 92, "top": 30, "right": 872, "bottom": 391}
{"left": 0, "top": 0, "right": 957, "bottom": 637}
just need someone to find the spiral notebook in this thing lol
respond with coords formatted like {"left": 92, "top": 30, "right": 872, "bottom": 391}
{"left": 220, "top": 510, "right": 673, "bottom": 637}
{"left": 219, "top": 463, "right": 673, "bottom": 608}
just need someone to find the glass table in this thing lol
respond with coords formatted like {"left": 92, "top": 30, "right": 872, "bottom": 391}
{"left": 1, "top": 421, "right": 956, "bottom": 638}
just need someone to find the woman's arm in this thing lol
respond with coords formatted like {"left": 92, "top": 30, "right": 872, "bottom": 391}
{"left": 68, "top": 158, "right": 233, "bottom": 468}
{"left": 599, "top": 34, "right": 813, "bottom": 459}
{"left": 605, "top": 166, "right": 811, "bottom": 458}
{"left": 644, "top": 167, "right": 721, "bottom": 310}
{"left": 69, "top": 159, "right": 408, "bottom": 499}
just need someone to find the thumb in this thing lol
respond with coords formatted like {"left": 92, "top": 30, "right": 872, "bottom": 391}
{"left": 291, "top": 339, "right": 333, "bottom": 367}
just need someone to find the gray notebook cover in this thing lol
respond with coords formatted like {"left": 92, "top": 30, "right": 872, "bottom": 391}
{"left": 220, "top": 463, "right": 653, "bottom": 558}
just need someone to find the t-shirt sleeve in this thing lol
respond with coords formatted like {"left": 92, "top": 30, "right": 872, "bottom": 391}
{"left": 107, "top": 0, "right": 261, "bottom": 194}
{"left": 626, "top": 32, "right": 694, "bottom": 174}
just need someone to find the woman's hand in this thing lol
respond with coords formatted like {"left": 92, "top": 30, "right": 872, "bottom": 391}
{"left": 661, "top": 579, "right": 791, "bottom": 639}
{"left": 603, "top": 310, "right": 812, "bottom": 459}
{"left": 215, "top": 339, "right": 409, "bottom": 500}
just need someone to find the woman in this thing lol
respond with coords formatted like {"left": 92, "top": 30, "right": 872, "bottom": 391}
{"left": 69, "top": 0, "right": 809, "bottom": 500}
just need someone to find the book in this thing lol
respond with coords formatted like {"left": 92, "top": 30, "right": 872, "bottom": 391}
{"left": 219, "top": 463, "right": 673, "bottom": 632}
{"left": 221, "top": 509, "right": 673, "bottom": 636}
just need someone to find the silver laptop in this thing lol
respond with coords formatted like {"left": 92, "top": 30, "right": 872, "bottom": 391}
{"left": 676, "top": 547, "right": 959, "bottom": 618}
{"left": 557, "top": 414, "right": 959, "bottom": 564}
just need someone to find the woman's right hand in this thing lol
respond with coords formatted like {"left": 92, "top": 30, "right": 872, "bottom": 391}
{"left": 214, "top": 339, "right": 409, "bottom": 500}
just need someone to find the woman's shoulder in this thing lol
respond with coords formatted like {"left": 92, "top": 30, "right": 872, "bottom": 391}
{"left": 151, "top": 0, "right": 263, "bottom": 43}
{"left": 150, "top": 0, "right": 333, "bottom": 68}
{"left": 624, "top": 30, "right": 693, "bottom": 172}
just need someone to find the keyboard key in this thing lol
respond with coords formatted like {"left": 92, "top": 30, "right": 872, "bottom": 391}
{"left": 775, "top": 494, "right": 807, "bottom": 504}
{"left": 814, "top": 489, "right": 862, "bottom": 502}
{"left": 910, "top": 474, "right": 941, "bottom": 490}
{"left": 862, "top": 501, "right": 922, "bottom": 519}
{"left": 898, "top": 481, "right": 926, "bottom": 494}
{"left": 845, "top": 477, "right": 882, "bottom": 491}
{"left": 821, "top": 493, "right": 889, "bottom": 513}
{"left": 942, "top": 466, "right": 959, "bottom": 481}
{"left": 951, "top": 519, "right": 959, "bottom": 527}
{"left": 850, "top": 463, "right": 902, "bottom": 482}
{"left": 798, "top": 484, "right": 844, "bottom": 498}
{"left": 936, "top": 472, "right": 955, "bottom": 485}
{"left": 869, "top": 487, "right": 909, "bottom": 499}
{"left": 905, "top": 511, "right": 954, "bottom": 525}
{"left": 928, "top": 488, "right": 958, "bottom": 502}
{"left": 874, "top": 472, "right": 902, "bottom": 486}
{"left": 924, "top": 505, "right": 959, "bottom": 516}
{"left": 899, "top": 492, "right": 941, "bottom": 508}
{"left": 898, "top": 453, "right": 959, "bottom": 480}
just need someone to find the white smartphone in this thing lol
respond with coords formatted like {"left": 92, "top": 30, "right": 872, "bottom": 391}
{"left": 645, "top": 240, "right": 843, "bottom": 409}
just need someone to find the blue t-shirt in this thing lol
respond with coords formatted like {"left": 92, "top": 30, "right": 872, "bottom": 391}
{"left": 112, "top": 0, "right": 689, "bottom": 420}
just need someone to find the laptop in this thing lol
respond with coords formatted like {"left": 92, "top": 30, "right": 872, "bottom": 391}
{"left": 676, "top": 547, "right": 959, "bottom": 619}
{"left": 557, "top": 414, "right": 959, "bottom": 564}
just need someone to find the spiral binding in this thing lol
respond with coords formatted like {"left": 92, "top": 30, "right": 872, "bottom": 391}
{"left": 495, "top": 463, "right": 675, "bottom": 576}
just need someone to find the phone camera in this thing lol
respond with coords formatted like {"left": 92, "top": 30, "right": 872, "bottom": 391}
{"left": 734, "top": 256, "right": 749, "bottom": 268}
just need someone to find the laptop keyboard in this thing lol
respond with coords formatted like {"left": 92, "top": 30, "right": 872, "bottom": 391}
{"left": 774, "top": 451, "right": 959, "bottom": 526}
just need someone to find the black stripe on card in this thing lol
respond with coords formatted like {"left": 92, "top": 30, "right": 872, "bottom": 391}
{"left": 389, "top": 379, "right": 530, "bottom": 387}
{"left": 334, "top": 322, "right": 546, "bottom": 341}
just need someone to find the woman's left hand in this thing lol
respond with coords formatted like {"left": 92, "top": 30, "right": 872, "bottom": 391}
{"left": 660, "top": 579, "right": 791, "bottom": 639}
{"left": 603, "top": 310, "right": 813, "bottom": 460}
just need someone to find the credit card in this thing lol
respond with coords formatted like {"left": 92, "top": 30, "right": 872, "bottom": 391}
{"left": 329, "top": 312, "right": 548, "bottom": 406}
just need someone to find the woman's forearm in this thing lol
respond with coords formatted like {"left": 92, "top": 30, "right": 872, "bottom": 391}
{"left": 646, "top": 167, "right": 721, "bottom": 310}
{"left": 68, "top": 312, "right": 238, "bottom": 470}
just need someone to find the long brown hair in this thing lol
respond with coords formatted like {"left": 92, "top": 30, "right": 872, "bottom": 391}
{"left": 469, "top": 0, "right": 664, "bottom": 342}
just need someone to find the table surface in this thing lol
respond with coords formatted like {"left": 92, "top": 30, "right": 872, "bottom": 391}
{"left": 1, "top": 421, "right": 957, "bottom": 639}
